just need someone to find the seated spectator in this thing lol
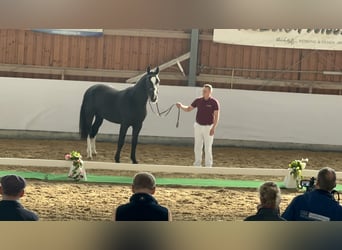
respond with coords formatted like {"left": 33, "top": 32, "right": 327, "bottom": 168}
{"left": 0, "top": 175, "right": 39, "bottom": 221}
{"left": 282, "top": 167, "right": 342, "bottom": 221}
{"left": 245, "top": 181, "right": 285, "bottom": 221}
{"left": 114, "top": 172, "right": 172, "bottom": 221}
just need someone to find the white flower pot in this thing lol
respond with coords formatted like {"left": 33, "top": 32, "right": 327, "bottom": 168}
{"left": 68, "top": 161, "right": 87, "bottom": 181}
{"left": 284, "top": 169, "right": 298, "bottom": 189}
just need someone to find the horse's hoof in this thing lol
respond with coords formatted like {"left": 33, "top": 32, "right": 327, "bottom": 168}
{"left": 114, "top": 157, "right": 120, "bottom": 163}
{"left": 132, "top": 160, "right": 138, "bottom": 164}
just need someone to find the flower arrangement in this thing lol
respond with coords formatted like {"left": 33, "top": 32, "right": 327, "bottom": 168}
{"left": 65, "top": 151, "right": 87, "bottom": 181}
{"left": 289, "top": 158, "right": 308, "bottom": 183}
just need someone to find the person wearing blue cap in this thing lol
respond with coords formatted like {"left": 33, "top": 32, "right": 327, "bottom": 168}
{"left": 0, "top": 175, "right": 39, "bottom": 221}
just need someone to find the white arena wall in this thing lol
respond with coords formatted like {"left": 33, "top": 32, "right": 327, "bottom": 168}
{"left": 1, "top": 76, "right": 342, "bottom": 150}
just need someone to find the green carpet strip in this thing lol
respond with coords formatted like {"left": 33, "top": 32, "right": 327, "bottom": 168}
{"left": 0, "top": 170, "right": 341, "bottom": 191}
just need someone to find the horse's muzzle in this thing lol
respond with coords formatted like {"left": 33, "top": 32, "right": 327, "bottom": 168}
{"left": 150, "top": 96, "right": 158, "bottom": 103}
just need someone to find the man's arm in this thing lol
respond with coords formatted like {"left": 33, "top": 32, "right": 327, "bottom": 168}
{"left": 213, "top": 110, "right": 219, "bottom": 129}
{"left": 210, "top": 110, "right": 220, "bottom": 136}
{"left": 176, "top": 102, "right": 194, "bottom": 112}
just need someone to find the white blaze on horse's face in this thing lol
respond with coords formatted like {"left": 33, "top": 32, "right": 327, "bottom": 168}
{"left": 149, "top": 75, "right": 160, "bottom": 103}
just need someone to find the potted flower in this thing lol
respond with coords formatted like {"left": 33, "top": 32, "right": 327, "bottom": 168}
{"left": 284, "top": 158, "right": 308, "bottom": 189}
{"left": 65, "top": 151, "right": 87, "bottom": 181}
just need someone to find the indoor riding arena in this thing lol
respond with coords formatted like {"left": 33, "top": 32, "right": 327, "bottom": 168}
{"left": 1, "top": 29, "right": 342, "bottom": 221}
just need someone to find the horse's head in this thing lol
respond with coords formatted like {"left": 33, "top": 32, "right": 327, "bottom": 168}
{"left": 145, "top": 66, "right": 160, "bottom": 103}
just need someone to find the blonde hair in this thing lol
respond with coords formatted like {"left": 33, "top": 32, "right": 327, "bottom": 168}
{"left": 203, "top": 84, "right": 213, "bottom": 92}
{"left": 259, "top": 182, "right": 281, "bottom": 208}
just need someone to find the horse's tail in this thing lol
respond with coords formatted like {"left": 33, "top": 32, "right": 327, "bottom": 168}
{"left": 79, "top": 94, "right": 89, "bottom": 140}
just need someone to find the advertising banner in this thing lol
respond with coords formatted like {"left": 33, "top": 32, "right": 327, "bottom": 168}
{"left": 213, "top": 29, "right": 342, "bottom": 50}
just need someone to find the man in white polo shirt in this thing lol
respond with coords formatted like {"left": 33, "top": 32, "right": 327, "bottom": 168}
{"left": 176, "top": 84, "right": 220, "bottom": 167}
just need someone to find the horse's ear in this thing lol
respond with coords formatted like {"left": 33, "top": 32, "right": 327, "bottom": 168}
{"left": 155, "top": 67, "right": 159, "bottom": 74}
{"left": 146, "top": 66, "right": 151, "bottom": 74}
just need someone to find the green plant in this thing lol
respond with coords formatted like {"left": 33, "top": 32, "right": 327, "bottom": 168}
{"left": 289, "top": 158, "right": 308, "bottom": 180}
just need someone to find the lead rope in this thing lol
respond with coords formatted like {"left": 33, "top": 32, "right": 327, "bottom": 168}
{"left": 149, "top": 101, "right": 181, "bottom": 128}
{"left": 176, "top": 106, "right": 180, "bottom": 128}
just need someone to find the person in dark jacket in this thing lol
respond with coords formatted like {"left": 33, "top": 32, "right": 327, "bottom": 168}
{"left": 0, "top": 174, "right": 39, "bottom": 221}
{"left": 114, "top": 172, "right": 172, "bottom": 221}
{"left": 245, "top": 181, "right": 285, "bottom": 221}
{"left": 282, "top": 167, "right": 342, "bottom": 221}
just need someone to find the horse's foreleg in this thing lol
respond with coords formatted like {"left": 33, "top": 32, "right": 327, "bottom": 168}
{"left": 131, "top": 123, "right": 143, "bottom": 164}
{"left": 115, "top": 124, "right": 129, "bottom": 163}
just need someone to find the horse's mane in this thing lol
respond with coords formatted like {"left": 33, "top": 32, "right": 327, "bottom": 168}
{"left": 132, "top": 72, "right": 151, "bottom": 88}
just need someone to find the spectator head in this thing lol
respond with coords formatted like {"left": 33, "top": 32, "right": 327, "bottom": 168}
{"left": 132, "top": 172, "right": 156, "bottom": 195}
{"left": 258, "top": 182, "right": 281, "bottom": 209}
{"left": 316, "top": 167, "right": 336, "bottom": 192}
{"left": 0, "top": 175, "right": 26, "bottom": 199}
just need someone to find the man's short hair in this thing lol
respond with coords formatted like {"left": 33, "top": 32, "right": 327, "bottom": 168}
{"left": 132, "top": 172, "right": 156, "bottom": 191}
{"left": 259, "top": 182, "right": 281, "bottom": 208}
{"left": 317, "top": 167, "right": 336, "bottom": 192}
{"left": 203, "top": 84, "right": 213, "bottom": 92}
{"left": 0, "top": 175, "right": 26, "bottom": 196}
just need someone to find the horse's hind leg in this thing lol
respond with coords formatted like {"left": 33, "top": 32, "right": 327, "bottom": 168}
{"left": 89, "top": 116, "right": 103, "bottom": 156}
{"left": 131, "top": 123, "right": 143, "bottom": 164}
{"left": 84, "top": 113, "right": 95, "bottom": 159}
{"left": 86, "top": 136, "right": 92, "bottom": 159}
{"left": 115, "top": 124, "right": 129, "bottom": 163}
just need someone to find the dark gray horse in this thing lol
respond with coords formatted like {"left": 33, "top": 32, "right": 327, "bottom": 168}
{"left": 79, "top": 67, "right": 160, "bottom": 163}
